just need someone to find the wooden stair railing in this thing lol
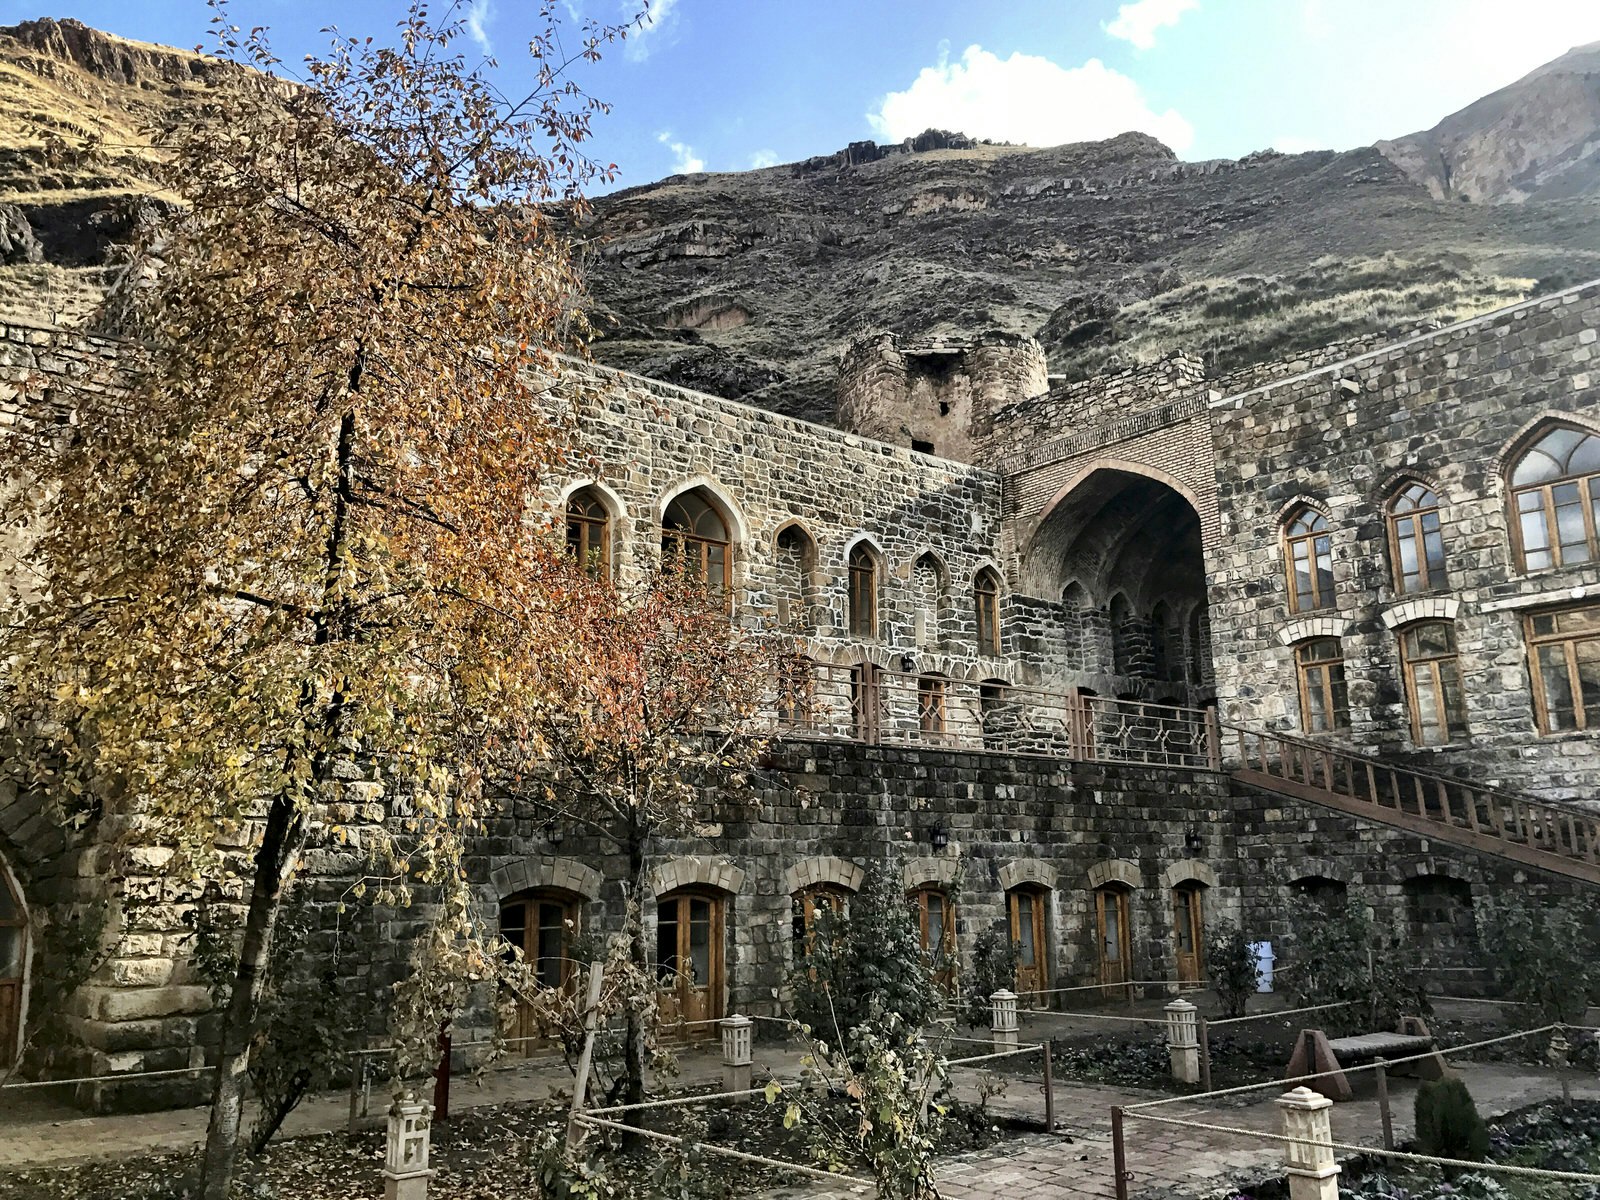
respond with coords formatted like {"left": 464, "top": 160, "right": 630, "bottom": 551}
{"left": 1225, "top": 723, "right": 1600, "bottom": 886}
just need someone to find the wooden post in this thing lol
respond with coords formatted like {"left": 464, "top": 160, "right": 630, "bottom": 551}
{"left": 431, "top": 1022, "right": 451, "bottom": 1122}
{"left": 1198, "top": 1015, "right": 1212, "bottom": 1094}
{"left": 1111, "top": 1106, "right": 1129, "bottom": 1200}
{"left": 347, "top": 1053, "right": 365, "bottom": 1137}
{"left": 1042, "top": 1038, "right": 1055, "bottom": 1132}
{"left": 566, "top": 961, "right": 607, "bottom": 1150}
{"left": 1375, "top": 1059, "right": 1393, "bottom": 1151}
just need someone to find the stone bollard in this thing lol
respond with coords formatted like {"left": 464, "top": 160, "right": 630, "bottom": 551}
{"left": 383, "top": 1092, "right": 436, "bottom": 1200}
{"left": 991, "top": 989, "right": 1019, "bottom": 1053}
{"left": 721, "top": 1014, "right": 753, "bottom": 1096}
{"left": 1164, "top": 998, "right": 1200, "bottom": 1084}
{"left": 1277, "top": 1086, "right": 1339, "bottom": 1200}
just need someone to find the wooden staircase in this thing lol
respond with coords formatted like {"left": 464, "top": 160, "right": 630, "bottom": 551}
{"left": 1226, "top": 724, "right": 1600, "bottom": 886}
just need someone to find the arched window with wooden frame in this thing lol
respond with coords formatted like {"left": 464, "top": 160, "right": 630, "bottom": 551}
{"left": 499, "top": 887, "right": 582, "bottom": 1054}
{"left": 974, "top": 567, "right": 1002, "bottom": 657}
{"left": 662, "top": 491, "right": 732, "bottom": 599}
{"left": 1508, "top": 424, "right": 1600, "bottom": 572}
{"left": 909, "top": 886, "right": 957, "bottom": 992}
{"left": 565, "top": 487, "right": 613, "bottom": 581}
{"left": 791, "top": 883, "right": 851, "bottom": 958}
{"left": 1399, "top": 621, "right": 1468, "bottom": 746}
{"left": 1295, "top": 637, "right": 1349, "bottom": 733}
{"left": 1283, "top": 506, "right": 1335, "bottom": 613}
{"left": 655, "top": 887, "right": 727, "bottom": 1033}
{"left": 1387, "top": 482, "right": 1447, "bottom": 594}
{"left": 1525, "top": 601, "right": 1600, "bottom": 734}
{"left": 1007, "top": 884, "right": 1051, "bottom": 1001}
{"left": 847, "top": 542, "right": 880, "bottom": 638}
{"left": 0, "top": 859, "right": 26, "bottom": 1067}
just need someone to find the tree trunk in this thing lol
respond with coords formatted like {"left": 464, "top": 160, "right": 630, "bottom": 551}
{"left": 622, "top": 829, "right": 648, "bottom": 1142}
{"left": 198, "top": 793, "right": 306, "bottom": 1200}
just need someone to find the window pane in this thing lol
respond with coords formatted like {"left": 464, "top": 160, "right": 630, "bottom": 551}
{"left": 1538, "top": 644, "right": 1578, "bottom": 731}
{"left": 1174, "top": 891, "right": 1193, "bottom": 952}
{"left": 1410, "top": 623, "right": 1455, "bottom": 657}
{"left": 1411, "top": 663, "right": 1444, "bottom": 745}
{"left": 1016, "top": 894, "right": 1035, "bottom": 966}
{"left": 1555, "top": 606, "right": 1600, "bottom": 636}
{"left": 1423, "top": 527, "right": 1446, "bottom": 583}
{"left": 1328, "top": 662, "right": 1349, "bottom": 728}
{"left": 1397, "top": 526, "right": 1419, "bottom": 588}
{"left": 1102, "top": 897, "right": 1121, "bottom": 962}
{"left": 1578, "top": 640, "right": 1600, "bottom": 728}
{"left": 537, "top": 904, "right": 566, "bottom": 989}
{"left": 0, "top": 928, "right": 20, "bottom": 977}
{"left": 1554, "top": 482, "right": 1590, "bottom": 562}
{"left": 1520, "top": 502, "right": 1552, "bottom": 569}
{"left": 656, "top": 910, "right": 679, "bottom": 984}
{"left": 689, "top": 899, "right": 711, "bottom": 985}
{"left": 0, "top": 885, "right": 18, "bottom": 924}
{"left": 1439, "top": 659, "right": 1468, "bottom": 741}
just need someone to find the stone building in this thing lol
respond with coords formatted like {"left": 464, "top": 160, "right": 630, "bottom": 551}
{"left": 0, "top": 278, "right": 1598, "bottom": 1108}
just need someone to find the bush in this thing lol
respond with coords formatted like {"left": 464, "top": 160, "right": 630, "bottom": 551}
{"left": 790, "top": 860, "right": 942, "bottom": 1061}
{"left": 1203, "top": 917, "right": 1260, "bottom": 1019}
{"left": 1475, "top": 894, "right": 1600, "bottom": 1023}
{"left": 1414, "top": 1077, "right": 1489, "bottom": 1177}
{"left": 959, "top": 927, "right": 1019, "bottom": 1031}
{"left": 1285, "top": 897, "right": 1429, "bottom": 1034}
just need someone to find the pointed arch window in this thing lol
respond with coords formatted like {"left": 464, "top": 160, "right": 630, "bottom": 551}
{"left": 847, "top": 543, "right": 880, "bottom": 638}
{"left": 663, "top": 491, "right": 731, "bottom": 598}
{"left": 1387, "top": 483, "right": 1446, "bottom": 594}
{"left": 566, "top": 488, "right": 612, "bottom": 580}
{"left": 1283, "top": 507, "right": 1335, "bottom": 613}
{"left": 1509, "top": 425, "right": 1600, "bottom": 572}
{"left": 974, "top": 568, "right": 1002, "bottom": 656}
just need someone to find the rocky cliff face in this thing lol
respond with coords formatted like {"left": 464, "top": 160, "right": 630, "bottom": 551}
{"left": 2, "top": 18, "right": 1598, "bottom": 426}
{"left": 1378, "top": 42, "right": 1600, "bottom": 204}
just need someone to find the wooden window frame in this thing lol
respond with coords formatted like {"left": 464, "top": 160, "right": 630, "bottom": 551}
{"left": 1093, "top": 884, "right": 1133, "bottom": 989}
{"left": 1294, "top": 637, "right": 1349, "bottom": 733}
{"left": 1007, "top": 885, "right": 1051, "bottom": 999}
{"left": 910, "top": 886, "right": 957, "bottom": 992}
{"left": 850, "top": 662, "right": 882, "bottom": 741}
{"left": 792, "top": 884, "right": 850, "bottom": 959}
{"left": 1399, "top": 621, "right": 1468, "bottom": 746}
{"left": 1170, "top": 883, "right": 1205, "bottom": 988}
{"left": 1283, "top": 508, "right": 1335, "bottom": 614}
{"left": 654, "top": 887, "right": 727, "bottom": 1035}
{"left": 662, "top": 494, "right": 733, "bottom": 601}
{"left": 1386, "top": 483, "right": 1447, "bottom": 595}
{"left": 917, "top": 674, "right": 948, "bottom": 742}
{"left": 1508, "top": 427, "right": 1600, "bottom": 574}
{"left": 1525, "top": 602, "right": 1600, "bottom": 735}
{"left": 847, "top": 545, "right": 879, "bottom": 638}
{"left": 974, "top": 569, "right": 1001, "bottom": 656}
{"left": 565, "top": 489, "right": 612, "bottom": 581}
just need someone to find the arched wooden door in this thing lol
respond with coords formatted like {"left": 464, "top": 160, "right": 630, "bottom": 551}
{"left": 1094, "top": 885, "right": 1132, "bottom": 993}
{"left": 0, "top": 861, "right": 26, "bottom": 1065}
{"left": 910, "top": 887, "right": 957, "bottom": 993}
{"left": 656, "top": 888, "right": 726, "bottom": 1036}
{"left": 1008, "top": 886, "right": 1050, "bottom": 1003}
{"left": 1171, "top": 883, "right": 1206, "bottom": 987}
{"left": 499, "top": 888, "right": 582, "bottom": 1054}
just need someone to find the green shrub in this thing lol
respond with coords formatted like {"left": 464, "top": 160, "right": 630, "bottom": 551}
{"left": 1414, "top": 1077, "right": 1489, "bottom": 1176}
{"left": 1202, "top": 917, "right": 1260, "bottom": 1019}
{"left": 1475, "top": 894, "right": 1600, "bottom": 1023}
{"left": 1285, "top": 897, "right": 1428, "bottom": 1034}
{"left": 959, "top": 927, "right": 1019, "bottom": 1031}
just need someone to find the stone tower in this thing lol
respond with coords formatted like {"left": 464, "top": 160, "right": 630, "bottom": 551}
{"left": 835, "top": 330, "right": 1048, "bottom": 463}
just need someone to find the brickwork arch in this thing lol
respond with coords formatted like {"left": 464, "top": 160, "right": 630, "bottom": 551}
{"left": 1038, "top": 459, "right": 1203, "bottom": 530}
{"left": 781, "top": 856, "right": 865, "bottom": 897}
{"left": 998, "top": 859, "right": 1056, "bottom": 893}
{"left": 1386, "top": 855, "right": 1484, "bottom": 887}
{"left": 490, "top": 856, "right": 603, "bottom": 902}
{"left": 1086, "top": 858, "right": 1140, "bottom": 890}
{"left": 1159, "top": 860, "right": 1217, "bottom": 891}
{"left": 1277, "top": 857, "right": 1350, "bottom": 885}
{"left": 648, "top": 856, "right": 746, "bottom": 897}
{"left": 902, "top": 857, "right": 958, "bottom": 890}
{"left": 1275, "top": 494, "right": 1333, "bottom": 525}
{"left": 1372, "top": 469, "right": 1449, "bottom": 508}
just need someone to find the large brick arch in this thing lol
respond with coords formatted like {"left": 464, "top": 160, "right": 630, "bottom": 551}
{"left": 780, "top": 856, "right": 864, "bottom": 897}
{"left": 648, "top": 856, "right": 747, "bottom": 897}
{"left": 490, "top": 856, "right": 603, "bottom": 902}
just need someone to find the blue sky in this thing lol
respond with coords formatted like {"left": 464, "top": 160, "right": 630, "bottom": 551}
{"left": 7, "top": 0, "right": 1600, "bottom": 192}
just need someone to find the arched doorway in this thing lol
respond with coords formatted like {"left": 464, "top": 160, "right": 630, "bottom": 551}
{"left": 0, "top": 856, "right": 27, "bottom": 1066}
{"left": 1023, "top": 468, "right": 1212, "bottom": 703}
{"left": 1094, "top": 884, "right": 1132, "bottom": 992}
{"left": 499, "top": 887, "right": 582, "bottom": 1054}
{"left": 1007, "top": 885, "right": 1051, "bottom": 1002}
{"left": 1170, "top": 882, "right": 1207, "bottom": 987}
{"left": 656, "top": 887, "right": 727, "bottom": 1032}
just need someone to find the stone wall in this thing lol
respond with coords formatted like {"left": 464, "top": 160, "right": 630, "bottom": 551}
{"left": 1207, "top": 280, "right": 1600, "bottom": 802}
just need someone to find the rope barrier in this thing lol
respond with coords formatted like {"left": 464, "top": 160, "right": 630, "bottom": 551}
{"left": 1123, "top": 1109, "right": 1600, "bottom": 1183}
{"left": 572, "top": 1113, "right": 853, "bottom": 1184}
{"left": 1207, "top": 1000, "right": 1359, "bottom": 1028}
{"left": 0, "top": 1065, "right": 212, "bottom": 1090}
{"left": 1124, "top": 1024, "right": 1559, "bottom": 1111}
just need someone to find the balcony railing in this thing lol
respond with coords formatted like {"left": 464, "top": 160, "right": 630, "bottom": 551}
{"left": 767, "top": 663, "right": 1221, "bottom": 772}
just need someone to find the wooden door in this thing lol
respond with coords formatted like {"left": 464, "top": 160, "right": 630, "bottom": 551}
{"left": 656, "top": 889, "right": 725, "bottom": 1037}
{"left": 912, "top": 888, "right": 957, "bottom": 993}
{"left": 1008, "top": 887, "right": 1050, "bottom": 1003}
{"left": 1172, "top": 884, "right": 1205, "bottom": 987}
{"left": 500, "top": 890, "right": 580, "bottom": 1054}
{"left": 0, "top": 867, "right": 23, "bottom": 1065}
{"left": 1095, "top": 886, "right": 1132, "bottom": 992}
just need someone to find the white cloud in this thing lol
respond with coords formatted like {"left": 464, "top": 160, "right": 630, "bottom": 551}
{"left": 657, "top": 130, "right": 704, "bottom": 174}
{"left": 749, "top": 149, "right": 780, "bottom": 169}
{"left": 464, "top": 0, "right": 495, "bottom": 56}
{"left": 625, "top": 0, "right": 680, "bottom": 62}
{"left": 868, "top": 44, "right": 1194, "bottom": 153}
{"left": 1104, "top": 0, "right": 1198, "bottom": 50}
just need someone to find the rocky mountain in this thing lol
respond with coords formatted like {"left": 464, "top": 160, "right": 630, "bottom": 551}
{"left": 1378, "top": 41, "right": 1600, "bottom": 204}
{"left": 2, "top": 17, "right": 1598, "bottom": 426}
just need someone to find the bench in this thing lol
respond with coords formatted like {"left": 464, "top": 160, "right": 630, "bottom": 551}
{"left": 1285, "top": 1016, "right": 1449, "bottom": 1101}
